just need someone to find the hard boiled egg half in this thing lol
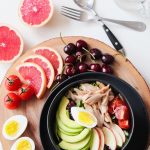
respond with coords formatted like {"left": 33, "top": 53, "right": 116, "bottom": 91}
{"left": 2, "top": 115, "right": 28, "bottom": 140}
{"left": 71, "top": 107, "right": 97, "bottom": 128}
{"left": 11, "top": 137, "right": 35, "bottom": 150}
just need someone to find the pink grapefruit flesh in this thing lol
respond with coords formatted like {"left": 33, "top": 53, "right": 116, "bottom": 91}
{"left": 16, "top": 62, "right": 47, "bottom": 99}
{"left": 0, "top": 25, "right": 23, "bottom": 63}
{"left": 34, "top": 47, "right": 63, "bottom": 75}
{"left": 19, "top": 0, "right": 54, "bottom": 27}
{"left": 23, "top": 54, "right": 55, "bottom": 88}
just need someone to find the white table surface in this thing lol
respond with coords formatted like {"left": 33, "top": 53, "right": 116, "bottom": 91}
{"left": 0, "top": 0, "right": 150, "bottom": 149}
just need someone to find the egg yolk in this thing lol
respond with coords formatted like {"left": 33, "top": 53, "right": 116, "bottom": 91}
{"left": 5, "top": 120, "right": 20, "bottom": 136}
{"left": 16, "top": 140, "right": 32, "bottom": 150}
{"left": 78, "top": 112, "right": 95, "bottom": 125}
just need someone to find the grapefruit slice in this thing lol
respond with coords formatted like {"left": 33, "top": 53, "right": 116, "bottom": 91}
{"left": 34, "top": 47, "right": 63, "bottom": 75}
{"left": 19, "top": 0, "right": 54, "bottom": 27}
{"left": 16, "top": 62, "right": 47, "bottom": 99}
{"left": 23, "top": 54, "right": 55, "bottom": 88}
{"left": 0, "top": 25, "right": 23, "bottom": 63}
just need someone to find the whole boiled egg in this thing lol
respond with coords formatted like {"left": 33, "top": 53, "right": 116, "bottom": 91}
{"left": 71, "top": 107, "right": 97, "bottom": 128}
{"left": 2, "top": 115, "right": 28, "bottom": 140}
{"left": 11, "top": 137, "right": 35, "bottom": 150}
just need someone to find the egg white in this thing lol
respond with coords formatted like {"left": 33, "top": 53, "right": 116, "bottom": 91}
{"left": 2, "top": 115, "right": 28, "bottom": 140}
{"left": 71, "top": 107, "right": 97, "bottom": 128}
{"left": 10, "top": 137, "right": 35, "bottom": 150}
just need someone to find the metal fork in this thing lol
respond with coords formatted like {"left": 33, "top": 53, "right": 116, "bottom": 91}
{"left": 61, "top": 6, "right": 146, "bottom": 32}
{"left": 61, "top": 6, "right": 126, "bottom": 55}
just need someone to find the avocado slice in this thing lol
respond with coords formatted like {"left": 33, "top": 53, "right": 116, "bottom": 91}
{"left": 58, "top": 96, "right": 83, "bottom": 129}
{"left": 56, "top": 112, "right": 83, "bottom": 133}
{"left": 80, "top": 142, "right": 91, "bottom": 150}
{"left": 58, "top": 128, "right": 91, "bottom": 143}
{"left": 58, "top": 128, "right": 81, "bottom": 136}
{"left": 59, "top": 133, "right": 91, "bottom": 150}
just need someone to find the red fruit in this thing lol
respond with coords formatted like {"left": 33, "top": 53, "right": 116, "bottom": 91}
{"left": 101, "top": 54, "right": 114, "bottom": 64}
{"left": 5, "top": 75, "right": 21, "bottom": 91}
{"left": 114, "top": 105, "right": 129, "bottom": 120}
{"left": 23, "top": 54, "right": 55, "bottom": 89}
{"left": 34, "top": 47, "right": 63, "bottom": 76}
{"left": 19, "top": 0, "right": 54, "bottom": 27}
{"left": 4, "top": 93, "right": 21, "bottom": 110}
{"left": 55, "top": 74, "right": 68, "bottom": 83}
{"left": 75, "top": 51, "right": 86, "bottom": 62}
{"left": 102, "top": 64, "right": 113, "bottom": 74}
{"left": 76, "top": 40, "right": 88, "bottom": 52}
{"left": 18, "top": 84, "right": 34, "bottom": 101}
{"left": 0, "top": 25, "right": 24, "bottom": 63}
{"left": 118, "top": 120, "right": 130, "bottom": 129}
{"left": 89, "top": 48, "right": 102, "bottom": 60}
{"left": 64, "top": 43, "right": 77, "bottom": 55}
{"left": 89, "top": 63, "right": 101, "bottom": 72}
{"left": 65, "top": 55, "right": 76, "bottom": 64}
{"left": 77, "top": 63, "right": 88, "bottom": 73}
{"left": 65, "top": 66, "right": 77, "bottom": 76}
{"left": 108, "top": 97, "right": 125, "bottom": 114}
{"left": 16, "top": 62, "right": 47, "bottom": 99}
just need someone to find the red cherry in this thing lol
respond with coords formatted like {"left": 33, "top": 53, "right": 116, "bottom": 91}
{"left": 102, "top": 64, "right": 113, "bottom": 74}
{"left": 77, "top": 63, "right": 88, "bottom": 73}
{"left": 64, "top": 43, "right": 77, "bottom": 55}
{"left": 90, "top": 63, "right": 102, "bottom": 72}
{"left": 65, "top": 66, "right": 77, "bottom": 76}
{"left": 101, "top": 54, "right": 114, "bottom": 64}
{"left": 76, "top": 40, "right": 88, "bottom": 52}
{"left": 65, "top": 55, "right": 76, "bottom": 64}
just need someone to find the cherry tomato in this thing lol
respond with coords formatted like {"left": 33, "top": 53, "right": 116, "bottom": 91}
{"left": 118, "top": 120, "right": 130, "bottom": 129}
{"left": 108, "top": 97, "right": 125, "bottom": 114}
{"left": 4, "top": 93, "right": 21, "bottom": 110}
{"left": 5, "top": 75, "right": 21, "bottom": 91}
{"left": 114, "top": 105, "right": 129, "bottom": 120}
{"left": 18, "top": 84, "right": 34, "bottom": 101}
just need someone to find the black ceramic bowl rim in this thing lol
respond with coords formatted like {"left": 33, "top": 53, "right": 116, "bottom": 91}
{"left": 47, "top": 73, "right": 135, "bottom": 150}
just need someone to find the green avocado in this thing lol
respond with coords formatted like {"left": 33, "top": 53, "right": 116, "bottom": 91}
{"left": 80, "top": 142, "right": 90, "bottom": 150}
{"left": 56, "top": 112, "right": 83, "bottom": 133}
{"left": 59, "top": 132, "right": 91, "bottom": 150}
{"left": 82, "top": 129, "right": 93, "bottom": 150}
{"left": 58, "top": 128, "right": 81, "bottom": 136}
{"left": 58, "top": 96, "right": 83, "bottom": 129}
{"left": 58, "top": 128, "right": 91, "bottom": 143}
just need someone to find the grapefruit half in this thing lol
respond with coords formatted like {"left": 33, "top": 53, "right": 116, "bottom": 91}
{"left": 19, "top": 0, "right": 54, "bottom": 27}
{"left": 0, "top": 25, "right": 23, "bottom": 63}
{"left": 34, "top": 47, "right": 63, "bottom": 75}
{"left": 16, "top": 62, "right": 47, "bottom": 99}
{"left": 23, "top": 54, "right": 55, "bottom": 88}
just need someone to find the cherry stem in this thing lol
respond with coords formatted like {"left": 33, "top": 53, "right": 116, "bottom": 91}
{"left": 60, "top": 32, "right": 67, "bottom": 45}
{"left": 82, "top": 47, "right": 96, "bottom": 60}
{"left": 77, "top": 54, "right": 87, "bottom": 62}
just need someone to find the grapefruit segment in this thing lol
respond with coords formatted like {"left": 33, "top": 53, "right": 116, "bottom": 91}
{"left": 19, "top": 0, "right": 54, "bottom": 27}
{"left": 23, "top": 54, "right": 55, "bottom": 88}
{"left": 16, "top": 62, "right": 47, "bottom": 99}
{"left": 0, "top": 25, "right": 23, "bottom": 63}
{"left": 34, "top": 47, "right": 63, "bottom": 75}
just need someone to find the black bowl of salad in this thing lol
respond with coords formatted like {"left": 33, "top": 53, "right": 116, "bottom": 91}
{"left": 46, "top": 72, "right": 139, "bottom": 150}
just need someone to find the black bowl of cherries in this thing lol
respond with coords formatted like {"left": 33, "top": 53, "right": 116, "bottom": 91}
{"left": 56, "top": 39, "right": 115, "bottom": 83}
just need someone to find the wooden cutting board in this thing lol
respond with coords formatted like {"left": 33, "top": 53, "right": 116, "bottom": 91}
{"left": 0, "top": 36, "right": 150, "bottom": 150}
